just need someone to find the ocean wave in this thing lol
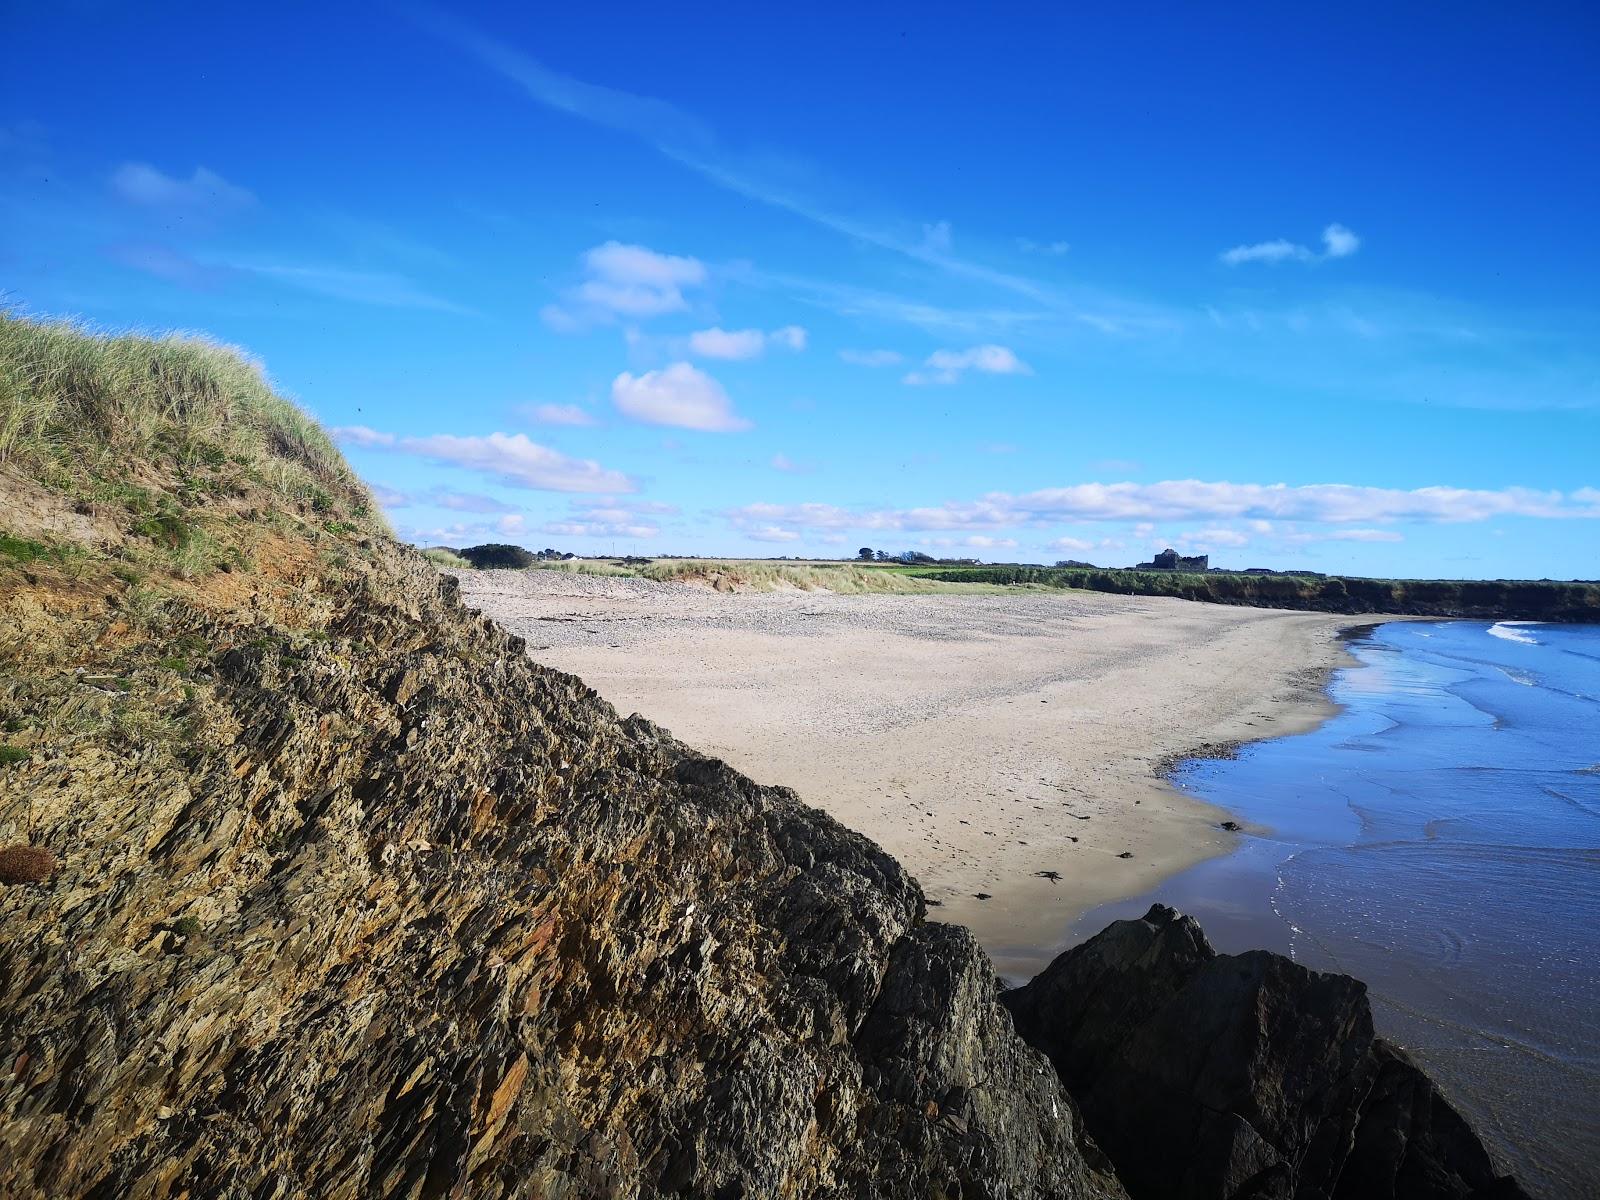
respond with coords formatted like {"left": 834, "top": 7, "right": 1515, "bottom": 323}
{"left": 1488, "top": 621, "right": 1541, "bottom": 645}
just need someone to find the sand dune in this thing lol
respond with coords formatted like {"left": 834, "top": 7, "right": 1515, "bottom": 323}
{"left": 458, "top": 570, "right": 1358, "bottom": 979}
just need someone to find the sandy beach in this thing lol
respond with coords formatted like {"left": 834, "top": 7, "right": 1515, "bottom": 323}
{"left": 457, "top": 570, "right": 1359, "bottom": 979}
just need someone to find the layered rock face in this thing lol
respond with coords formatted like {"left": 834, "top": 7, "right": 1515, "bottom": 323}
{"left": 1003, "top": 905, "right": 1530, "bottom": 1200}
{"left": 0, "top": 537, "right": 1124, "bottom": 1200}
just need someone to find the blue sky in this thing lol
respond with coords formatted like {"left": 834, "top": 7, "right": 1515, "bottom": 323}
{"left": 4, "top": 1, "right": 1598, "bottom": 577}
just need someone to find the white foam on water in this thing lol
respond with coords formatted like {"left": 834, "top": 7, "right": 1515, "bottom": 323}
{"left": 1487, "top": 621, "right": 1541, "bottom": 645}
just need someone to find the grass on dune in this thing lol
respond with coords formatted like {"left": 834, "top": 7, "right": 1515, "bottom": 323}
{"left": 0, "top": 312, "right": 379, "bottom": 528}
{"left": 0, "top": 312, "right": 386, "bottom": 580}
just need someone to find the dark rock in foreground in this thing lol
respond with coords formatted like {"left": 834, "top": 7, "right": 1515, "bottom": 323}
{"left": 1003, "top": 904, "right": 1530, "bottom": 1200}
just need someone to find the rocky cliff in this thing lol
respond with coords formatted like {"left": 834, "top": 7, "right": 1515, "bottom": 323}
{"left": 0, "top": 317, "right": 1529, "bottom": 1198}
{"left": 0, "top": 530, "right": 1126, "bottom": 1198}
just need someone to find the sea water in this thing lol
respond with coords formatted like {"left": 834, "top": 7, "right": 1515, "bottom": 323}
{"left": 1070, "top": 621, "right": 1600, "bottom": 1199}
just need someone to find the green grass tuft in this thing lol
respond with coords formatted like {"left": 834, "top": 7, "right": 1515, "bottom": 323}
{"left": 0, "top": 532, "right": 56, "bottom": 564}
{"left": 0, "top": 745, "right": 31, "bottom": 766}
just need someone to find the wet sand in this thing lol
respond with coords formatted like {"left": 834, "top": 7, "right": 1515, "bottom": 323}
{"left": 457, "top": 569, "right": 1359, "bottom": 979}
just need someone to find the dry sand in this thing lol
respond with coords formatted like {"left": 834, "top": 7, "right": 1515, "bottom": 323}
{"left": 457, "top": 570, "right": 1360, "bottom": 979}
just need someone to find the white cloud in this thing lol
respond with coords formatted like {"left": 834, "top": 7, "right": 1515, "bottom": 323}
{"left": 331, "top": 424, "right": 394, "bottom": 448}
{"left": 746, "top": 525, "right": 802, "bottom": 543}
{"left": 685, "top": 325, "right": 808, "bottom": 360}
{"left": 373, "top": 486, "right": 518, "bottom": 514}
{"left": 1221, "top": 239, "right": 1310, "bottom": 266}
{"left": 1321, "top": 223, "right": 1361, "bottom": 259}
{"left": 1186, "top": 527, "right": 1250, "bottom": 547}
{"left": 688, "top": 327, "right": 765, "bottom": 360}
{"left": 904, "top": 344, "right": 1031, "bottom": 386}
{"left": 959, "top": 535, "right": 1017, "bottom": 549}
{"left": 332, "top": 427, "right": 635, "bottom": 493}
{"left": 1221, "top": 223, "right": 1362, "bottom": 266}
{"left": 840, "top": 348, "right": 904, "bottom": 367}
{"left": 1283, "top": 528, "right": 1405, "bottom": 544}
{"left": 537, "top": 499, "right": 679, "bottom": 540}
{"left": 1049, "top": 536, "right": 1095, "bottom": 552}
{"left": 544, "top": 241, "right": 707, "bottom": 328}
{"left": 524, "top": 402, "right": 597, "bottom": 426}
{"left": 370, "top": 484, "right": 411, "bottom": 508}
{"left": 1017, "top": 238, "right": 1071, "bottom": 256}
{"left": 544, "top": 519, "right": 659, "bottom": 539}
{"left": 111, "top": 163, "right": 255, "bottom": 211}
{"left": 612, "top": 362, "right": 750, "bottom": 432}
{"left": 431, "top": 489, "right": 519, "bottom": 514}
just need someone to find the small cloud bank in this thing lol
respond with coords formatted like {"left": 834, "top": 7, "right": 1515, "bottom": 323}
{"left": 687, "top": 324, "right": 807, "bottom": 360}
{"left": 1221, "top": 223, "right": 1361, "bottom": 266}
{"left": 544, "top": 241, "right": 707, "bottom": 329}
{"left": 332, "top": 426, "right": 634, "bottom": 493}
{"left": 372, "top": 486, "right": 519, "bottom": 514}
{"left": 904, "top": 344, "right": 1031, "bottom": 386}
{"left": 612, "top": 362, "right": 751, "bottom": 431}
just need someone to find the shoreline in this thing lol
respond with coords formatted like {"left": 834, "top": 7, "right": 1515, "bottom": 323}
{"left": 457, "top": 570, "right": 1367, "bottom": 979}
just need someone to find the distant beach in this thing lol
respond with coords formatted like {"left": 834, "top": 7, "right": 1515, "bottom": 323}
{"left": 457, "top": 568, "right": 1357, "bottom": 979}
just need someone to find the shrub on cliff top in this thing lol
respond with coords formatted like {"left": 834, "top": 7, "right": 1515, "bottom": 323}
{"left": 0, "top": 844, "right": 57, "bottom": 884}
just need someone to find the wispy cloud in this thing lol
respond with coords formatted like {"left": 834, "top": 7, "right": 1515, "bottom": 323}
{"left": 332, "top": 426, "right": 634, "bottom": 492}
{"left": 612, "top": 362, "right": 751, "bottom": 431}
{"left": 110, "top": 163, "right": 255, "bottom": 212}
{"left": 418, "top": 10, "right": 1149, "bottom": 330}
{"left": 233, "top": 261, "right": 471, "bottom": 312}
{"left": 105, "top": 243, "right": 231, "bottom": 291}
{"left": 1017, "top": 238, "right": 1070, "bottom": 256}
{"left": 1221, "top": 223, "right": 1361, "bottom": 266}
{"left": 904, "top": 344, "right": 1031, "bottom": 386}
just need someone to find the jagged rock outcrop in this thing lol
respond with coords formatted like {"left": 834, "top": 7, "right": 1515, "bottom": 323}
{"left": 0, "top": 535, "right": 1124, "bottom": 1200}
{"left": 1003, "top": 904, "right": 1529, "bottom": 1200}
